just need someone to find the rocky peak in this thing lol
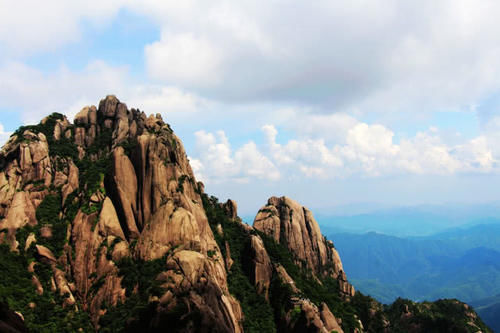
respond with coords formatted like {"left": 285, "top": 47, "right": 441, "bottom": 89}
{"left": 0, "top": 96, "right": 492, "bottom": 333}
{"left": 220, "top": 199, "right": 238, "bottom": 220}
{"left": 0, "top": 96, "right": 242, "bottom": 332}
{"left": 253, "top": 196, "right": 355, "bottom": 297}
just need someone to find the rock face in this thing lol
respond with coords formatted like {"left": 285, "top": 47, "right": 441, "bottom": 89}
{"left": 285, "top": 298, "right": 344, "bottom": 333}
{"left": 254, "top": 196, "right": 355, "bottom": 298}
{"left": 249, "top": 235, "right": 272, "bottom": 300}
{"left": 220, "top": 199, "right": 238, "bottom": 220}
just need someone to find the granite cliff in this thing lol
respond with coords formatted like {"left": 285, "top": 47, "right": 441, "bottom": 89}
{"left": 0, "top": 96, "right": 491, "bottom": 332}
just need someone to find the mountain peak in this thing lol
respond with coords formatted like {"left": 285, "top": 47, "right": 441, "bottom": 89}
{"left": 0, "top": 98, "right": 492, "bottom": 332}
{"left": 254, "top": 195, "right": 355, "bottom": 298}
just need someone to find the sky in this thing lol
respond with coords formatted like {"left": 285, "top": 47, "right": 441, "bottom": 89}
{"left": 2, "top": 0, "right": 500, "bottom": 217}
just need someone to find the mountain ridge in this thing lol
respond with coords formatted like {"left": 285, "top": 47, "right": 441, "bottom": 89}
{"left": 0, "top": 96, "right": 491, "bottom": 332}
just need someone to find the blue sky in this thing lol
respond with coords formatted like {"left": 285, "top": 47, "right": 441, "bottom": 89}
{"left": 2, "top": 1, "right": 500, "bottom": 216}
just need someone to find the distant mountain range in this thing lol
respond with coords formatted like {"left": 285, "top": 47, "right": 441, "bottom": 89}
{"left": 470, "top": 295, "right": 500, "bottom": 333}
{"left": 327, "top": 223, "right": 500, "bottom": 331}
{"left": 316, "top": 205, "right": 500, "bottom": 236}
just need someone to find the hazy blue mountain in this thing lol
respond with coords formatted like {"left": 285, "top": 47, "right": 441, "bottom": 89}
{"left": 329, "top": 226, "right": 500, "bottom": 305}
{"left": 424, "top": 223, "right": 500, "bottom": 251}
{"left": 317, "top": 203, "right": 500, "bottom": 237}
{"left": 470, "top": 295, "right": 500, "bottom": 333}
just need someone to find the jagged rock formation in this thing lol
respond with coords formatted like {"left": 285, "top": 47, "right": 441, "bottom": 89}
{"left": 248, "top": 235, "right": 272, "bottom": 300}
{"left": 254, "top": 196, "right": 355, "bottom": 298}
{"left": 0, "top": 96, "right": 242, "bottom": 332}
{"left": 0, "top": 96, "right": 492, "bottom": 333}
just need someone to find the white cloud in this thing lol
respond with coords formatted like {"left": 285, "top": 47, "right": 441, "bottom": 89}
{"left": 145, "top": 32, "right": 223, "bottom": 87}
{"left": 194, "top": 119, "right": 500, "bottom": 182}
{"left": 4, "top": 1, "right": 500, "bottom": 118}
{"left": 0, "top": 60, "right": 129, "bottom": 124}
{"left": 234, "top": 142, "right": 280, "bottom": 181}
{"left": 134, "top": 0, "right": 500, "bottom": 115}
{"left": 0, "top": 123, "right": 12, "bottom": 147}
{"left": 0, "top": 60, "right": 206, "bottom": 125}
{"left": 193, "top": 130, "right": 279, "bottom": 183}
{"left": 0, "top": 0, "right": 124, "bottom": 55}
{"left": 188, "top": 157, "right": 205, "bottom": 183}
{"left": 345, "top": 124, "right": 398, "bottom": 156}
{"left": 5, "top": 0, "right": 500, "bottom": 186}
{"left": 127, "top": 85, "right": 206, "bottom": 114}
{"left": 290, "top": 113, "right": 360, "bottom": 143}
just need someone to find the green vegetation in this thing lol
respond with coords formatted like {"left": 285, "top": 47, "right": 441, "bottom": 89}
{"left": 256, "top": 230, "right": 361, "bottom": 332}
{"left": 13, "top": 113, "right": 78, "bottom": 161}
{"left": 99, "top": 255, "right": 168, "bottom": 332}
{"left": 15, "top": 192, "right": 69, "bottom": 258}
{"left": 0, "top": 244, "right": 93, "bottom": 332}
{"left": 118, "top": 138, "right": 138, "bottom": 157}
{"left": 176, "top": 175, "right": 188, "bottom": 193}
{"left": 34, "top": 193, "right": 68, "bottom": 256}
{"left": 351, "top": 293, "right": 388, "bottom": 332}
{"left": 202, "top": 192, "right": 362, "bottom": 332}
{"left": 202, "top": 194, "right": 276, "bottom": 333}
{"left": 384, "top": 298, "right": 491, "bottom": 333}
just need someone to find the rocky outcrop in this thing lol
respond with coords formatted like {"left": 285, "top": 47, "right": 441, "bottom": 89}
{"left": 320, "top": 302, "right": 344, "bottom": 333}
{"left": 110, "top": 146, "right": 139, "bottom": 238}
{"left": 220, "top": 199, "right": 238, "bottom": 220}
{"left": 254, "top": 196, "right": 355, "bottom": 298}
{"left": 249, "top": 235, "right": 272, "bottom": 299}
{"left": 0, "top": 96, "right": 243, "bottom": 332}
{"left": 155, "top": 250, "right": 243, "bottom": 333}
{"left": 286, "top": 298, "right": 344, "bottom": 333}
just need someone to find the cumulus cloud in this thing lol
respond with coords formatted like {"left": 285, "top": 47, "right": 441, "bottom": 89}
{"left": 191, "top": 119, "right": 500, "bottom": 184}
{"left": 0, "top": 60, "right": 129, "bottom": 123}
{"left": 4, "top": 1, "right": 500, "bottom": 116}
{"left": 0, "top": 60, "right": 206, "bottom": 125}
{"left": 145, "top": 32, "right": 224, "bottom": 87}
{"left": 193, "top": 130, "right": 279, "bottom": 183}
{"left": 135, "top": 0, "right": 500, "bottom": 114}
{"left": 4, "top": 1, "right": 500, "bottom": 118}
{"left": 5, "top": 0, "right": 500, "bottom": 187}
{"left": 127, "top": 85, "right": 206, "bottom": 115}
{"left": 0, "top": 123, "right": 12, "bottom": 146}
{"left": 0, "top": 0, "right": 124, "bottom": 55}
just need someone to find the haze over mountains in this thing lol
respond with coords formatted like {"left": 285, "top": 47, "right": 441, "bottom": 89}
{"left": 327, "top": 222, "right": 500, "bottom": 331}
{"left": 315, "top": 203, "right": 500, "bottom": 237}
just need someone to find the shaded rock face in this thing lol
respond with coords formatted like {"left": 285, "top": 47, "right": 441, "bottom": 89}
{"left": 220, "top": 199, "right": 238, "bottom": 220}
{"left": 271, "top": 263, "right": 344, "bottom": 333}
{"left": 254, "top": 196, "right": 355, "bottom": 298}
{"left": 0, "top": 96, "right": 242, "bottom": 332}
{"left": 0, "top": 302, "right": 28, "bottom": 333}
{"left": 249, "top": 235, "right": 272, "bottom": 300}
{"left": 285, "top": 299, "right": 344, "bottom": 333}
